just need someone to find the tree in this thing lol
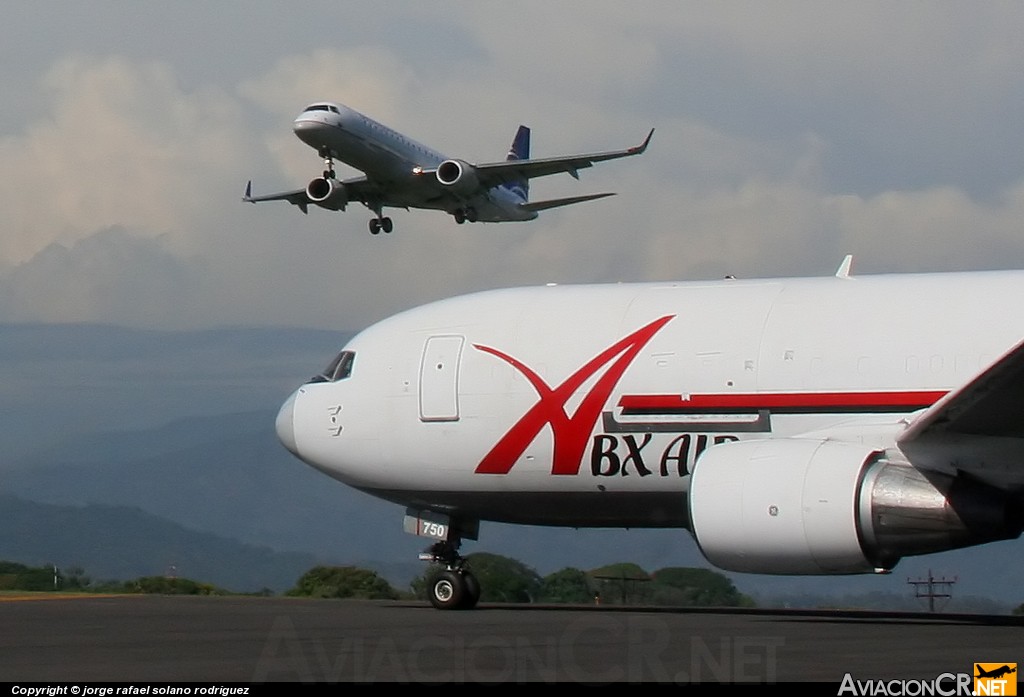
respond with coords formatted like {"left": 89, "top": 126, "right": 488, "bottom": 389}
{"left": 650, "top": 567, "right": 754, "bottom": 607}
{"left": 126, "top": 576, "right": 223, "bottom": 595}
{"left": 463, "top": 553, "right": 542, "bottom": 603}
{"left": 61, "top": 566, "right": 91, "bottom": 590}
{"left": 539, "top": 568, "right": 594, "bottom": 604}
{"left": 412, "top": 553, "right": 542, "bottom": 604}
{"left": 0, "top": 561, "right": 57, "bottom": 591}
{"left": 288, "top": 566, "right": 398, "bottom": 600}
{"left": 589, "top": 563, "right": 652, "bottom": 604}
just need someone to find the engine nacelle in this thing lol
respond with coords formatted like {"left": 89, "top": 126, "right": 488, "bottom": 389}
{"left": 435, "top": 159, "right": 480, "bottom": 195}
{"left": 305, "top": 177, "right": 348, "bottom": 210}
{"left": 688, "top": 438, "right": 1020, "bottom": 575}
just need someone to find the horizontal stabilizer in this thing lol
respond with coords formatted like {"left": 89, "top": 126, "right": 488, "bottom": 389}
{"left": 521, "top": 192, "right": 616, "bottom": 213}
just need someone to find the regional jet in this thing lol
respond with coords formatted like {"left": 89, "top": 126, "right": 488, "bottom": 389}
{"left": 276, "top": 263, "right": 1024, "bottom": 608}
{"left": 244, "top": 102, "right": 653, "bottom": 234}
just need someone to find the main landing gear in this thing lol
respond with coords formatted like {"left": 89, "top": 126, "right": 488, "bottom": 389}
{"left": 319, "top": 148, "right": 393, "bottom": 235}
{"left": 368, "top": 216, "right": 393, "bottom": 235}
{"left": 420, "top": 539, "right": 480, "bottom": 610}
{"left": 452, "top": 207, "right": 478, "bottom": 225}
{"left": 367, "top": 202, "right": 393, "bottom": 235}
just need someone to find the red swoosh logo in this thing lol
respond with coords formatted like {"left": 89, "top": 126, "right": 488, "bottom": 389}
{"left": 473, "top": 315, "right": 674, "bottom": 475}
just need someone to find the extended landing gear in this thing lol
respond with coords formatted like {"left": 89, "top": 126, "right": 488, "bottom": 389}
{"left": 368, "top": 216, "right": 393, "bottom": 235}
{"left": 452, "top": 207, "right": 478, "bottom": 225}
{"left": 421, "top": 539, "right": 481, "bottom": 610}
{"left": 429, "top": 569, "right": 481, "bottom": 610}
{"left": 319, "top": 148, "right": 336, "bottom": 180}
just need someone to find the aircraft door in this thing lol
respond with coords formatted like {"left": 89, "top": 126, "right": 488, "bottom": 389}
{"left": 419, "top": 335, "right": 464, "bottom": 421}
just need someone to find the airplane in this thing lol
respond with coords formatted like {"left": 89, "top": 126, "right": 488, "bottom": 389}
{"left": 243, "top": 102, "right": 653, "bottom": 234}
{"left": 275, "top": 262, "right": 1024, "bottom": 609}
{"left": 976, "top": 666, "right": 1017, "bottom": 679}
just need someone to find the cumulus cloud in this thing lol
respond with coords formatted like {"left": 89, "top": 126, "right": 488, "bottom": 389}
{"left": 1, "top": 6, "right": 1024, "bottom": 332}
{"left": 0, "top": 55, "right": 246, "bottom": 264}
{"left": 0, "top": 227, "right": 200, "bottom": 327}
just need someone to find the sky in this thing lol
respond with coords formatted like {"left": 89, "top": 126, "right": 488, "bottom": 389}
{"left": 3, "top": 2, "right": 1024, "bottom": 332}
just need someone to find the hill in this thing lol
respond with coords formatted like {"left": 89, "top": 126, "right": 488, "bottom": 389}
{"left": 0, "top": 494, "right": 318, "bottom": 592}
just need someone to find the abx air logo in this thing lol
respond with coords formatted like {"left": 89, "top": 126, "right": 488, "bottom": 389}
{"left": 975, "top": 663, "right": 1017, "bottom": 696}
{"left": 473, "top": 315, "right": 673, "bottom": 475}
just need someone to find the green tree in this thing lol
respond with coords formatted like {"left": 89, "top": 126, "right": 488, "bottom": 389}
{"left": 288, "top": 566, "right": 398, "bottom": 600}
{"left": 589, "top": 563, "right": 652, "bottom": 604}
{"left": 0, "top": 561, "right": 57, "bottom": 591}
{"left": 539, "top": 567, "right": 594, "bottom": 604}
{"left": 412, "top": 553, "right": 542, "bottom": 604}
{"left": 650, "top": 567, "right": 754, "bottom": 607}
{"left": 462, "top": 553, "right": 541, "bottom": 603}
{"left": 125, "top": 576, "right": 224, "bottom": 595}
{"left": 60, "top": 566, "right": 91, "bottom": 590}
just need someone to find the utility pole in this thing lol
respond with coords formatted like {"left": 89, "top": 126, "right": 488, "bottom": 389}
{"left": 907, "top": 570, "right": 957, "bottom": 612}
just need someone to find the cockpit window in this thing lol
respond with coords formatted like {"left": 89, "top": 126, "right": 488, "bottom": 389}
{"left": 304, "top": 104, "right": 340, "bottom": 114}
{"left": 313, "top": 350, "right": 355, "bottom": 383}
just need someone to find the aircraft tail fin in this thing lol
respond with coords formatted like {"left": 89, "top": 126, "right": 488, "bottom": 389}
{"left": 504, "top": 126, "right": 531, "bottom": 202}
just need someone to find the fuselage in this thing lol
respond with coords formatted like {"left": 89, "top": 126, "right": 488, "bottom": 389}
{"left": 276, "top": 270, "right": 1024, "bottom": 529}
{"left": 292, "top": 102, "right": 535, "bottom": 221}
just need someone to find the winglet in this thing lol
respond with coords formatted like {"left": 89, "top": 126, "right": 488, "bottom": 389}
{"left": 835, "top": 254, "right": 854, "bottom": 279}
{"left": 629, "top": 128, "right": 655, "bottom": 156}
{"left": 243, "top": 180, "right": 253, "bottom": 202}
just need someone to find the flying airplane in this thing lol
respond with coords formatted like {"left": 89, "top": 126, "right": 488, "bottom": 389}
{"left": 243, "top": 102, "right": 653, "bottom": 234}
{"left": 275, "top": 263, "right": 1024, "bottom": 609}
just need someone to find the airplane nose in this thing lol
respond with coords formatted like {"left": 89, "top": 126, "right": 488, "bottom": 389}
{"left": 293, "top": 118, "right": 329, "bottom": 147}
{"left": 276, "top": 391, "right": 300, "bottom": 457}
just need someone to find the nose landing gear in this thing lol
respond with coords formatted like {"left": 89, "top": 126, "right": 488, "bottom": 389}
{"left": 420, "top": 540, "right": 481, "bottom": 610}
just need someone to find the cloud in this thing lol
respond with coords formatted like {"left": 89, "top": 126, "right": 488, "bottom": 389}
{"left": 2, "top": 8, "right": 1024, "bottom": 332}
{"left": 0, "top": 55, "right": 245, "bottom": 265}
{"left": 0, "top": 227, "right": 199, "bottom": 327}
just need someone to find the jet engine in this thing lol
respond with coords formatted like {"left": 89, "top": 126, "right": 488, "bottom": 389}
{"left": 305, "top": 177, "right": 348, "bottom": 210}
{"left": 435, "top": 159, "right": 480, "bottom": 195}
{"left": 687, "top": 438, "right": 1020, "bottom": 574}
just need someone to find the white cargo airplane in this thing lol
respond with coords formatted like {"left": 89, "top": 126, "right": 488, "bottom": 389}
{"left": 276, "top": 262, "right": 1024, "bottom": 609}
{"left": 244, "top": 102, "right": 653, "bottom": 234}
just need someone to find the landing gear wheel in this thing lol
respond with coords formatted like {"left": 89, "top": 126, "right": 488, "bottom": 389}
{"left": 429, "top": 570, "right": 465, "bottom": 610}
{"left": 465, "top": 207, "right": 478, "bottom": 223}
{"left": 369, "top": 219, "right": 381, "bottom": 235}
{"left": 453, "top": 209, "right": 466, "bottom": 225}
{"left": 461, "top": 571, "right": 481, "bottom": 610}
{"left": 381, "top": 217, "right": 393, "bottom": 233}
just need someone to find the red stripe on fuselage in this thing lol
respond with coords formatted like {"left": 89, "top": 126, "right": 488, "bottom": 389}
{"left": 618, "top": 391, "right": 947, "bottom": 415}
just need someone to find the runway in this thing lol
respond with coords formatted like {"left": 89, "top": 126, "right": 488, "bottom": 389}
{"left": 1, "top": 595, "right": 1020, "bottom": 683}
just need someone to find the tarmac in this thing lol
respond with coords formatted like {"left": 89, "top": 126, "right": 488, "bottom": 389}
{"left": 1, "top": 595, "right": 1020, "bottom": 683}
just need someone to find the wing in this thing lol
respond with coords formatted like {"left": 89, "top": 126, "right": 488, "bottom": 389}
{"left": 243, "top": 180, "right": 309, "bottom": 211}
{"left": 421, "top": 129, "right": 654, "bottom": 189}
{"left": 897, "top": 337, "right": 1024, "bottom": 491}
{"left": 243, "top": 176, "right": 379, "bottom": 213}
{"left": 899, "top": 337, "right": 1024, "bottom": 442}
